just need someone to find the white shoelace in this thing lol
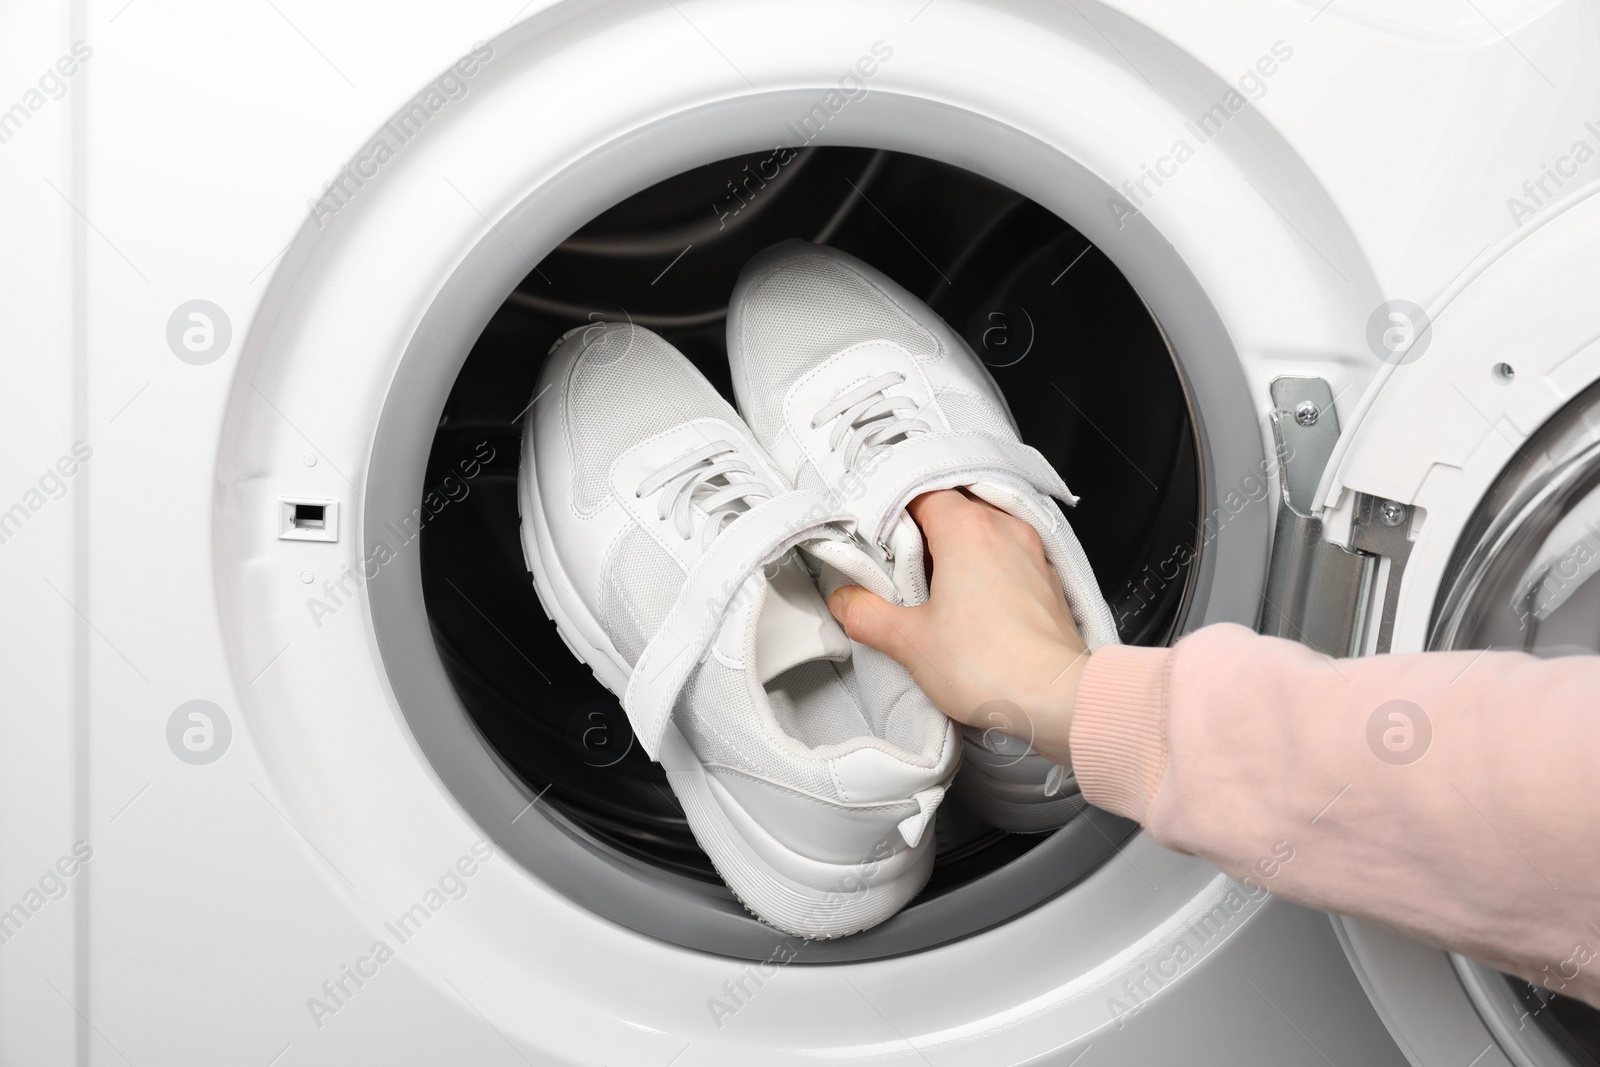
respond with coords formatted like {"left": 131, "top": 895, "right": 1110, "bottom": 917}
{"left": 635, "top": 441, "right": 773, "bottom": 551}
{"left": 809, "top": 372, "right": 931, "bottom": 470}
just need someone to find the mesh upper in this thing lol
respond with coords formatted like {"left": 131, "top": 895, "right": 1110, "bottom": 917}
{"left": 598, "top": 526, "right": 683, "bottom": 665}
{"left": 935, "top": 388, "right": 1017, "bottom": 441}
{"left": 842, "top": 643, "right": 945, "bottom": 756}
{"left": 736, "top": 254, "right": 938, "bottom": 445}
{"left": 564, "top": 325, "right": 742, "bottom": 515}
{"left": 765, "top": 660, "right": 871, "bottom": 749}
{"left": 676, "top": 655, "right": 840, "bottom": 797}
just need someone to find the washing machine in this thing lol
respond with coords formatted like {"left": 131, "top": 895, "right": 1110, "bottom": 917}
{"left": 3, "top": 0, "right": 1598, "bottom": 1063}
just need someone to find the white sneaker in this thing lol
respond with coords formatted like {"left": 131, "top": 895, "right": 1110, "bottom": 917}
{"left": 726, "top": 241, "right": 1119, "bottom": 833}
{"left": 518, "top": 322, "right": 959, "bottom": 938}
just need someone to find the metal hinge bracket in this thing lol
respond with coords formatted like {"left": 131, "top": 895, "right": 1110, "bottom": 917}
{"left": 1257, "top": 377, "right": 1415, "bottom": 656}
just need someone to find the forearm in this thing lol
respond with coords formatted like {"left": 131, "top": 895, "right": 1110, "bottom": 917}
{"left": 1071, "top": 622, "right": 1600, "bottom": 1004}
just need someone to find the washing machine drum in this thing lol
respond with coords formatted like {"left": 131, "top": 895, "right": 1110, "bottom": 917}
{"left": 415, "top": 146, "right": 1201, "bottom": 958}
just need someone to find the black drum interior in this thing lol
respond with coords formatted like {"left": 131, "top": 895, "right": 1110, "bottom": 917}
{"left": 418, "top": 147, "right": 1201, "bottom": 917}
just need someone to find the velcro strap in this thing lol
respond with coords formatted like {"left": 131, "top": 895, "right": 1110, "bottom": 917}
{"left": 852, "top": 431, "right": 1076, "bottom": 547}
{"left": 625, "top": 490, "right": 852, "bottom": 760}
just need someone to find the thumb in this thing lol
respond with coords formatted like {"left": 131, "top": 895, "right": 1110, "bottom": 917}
{"left": 828, "top": 585, "right": 920, "bottom": 666}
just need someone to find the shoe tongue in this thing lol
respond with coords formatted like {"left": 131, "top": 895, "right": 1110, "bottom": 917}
{"left": 717, "top": 552, "right": 852, "bottom": 685}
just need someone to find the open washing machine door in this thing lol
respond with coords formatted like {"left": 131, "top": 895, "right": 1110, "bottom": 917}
{"left": 5, "top": 0, "right": 1596, "bottom": 1063}
{"left": 1304, "top": 184, "right": 1600, "bottom": 1067}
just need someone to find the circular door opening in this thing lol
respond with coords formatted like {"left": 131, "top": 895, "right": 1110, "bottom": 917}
{"left": 1432, "top": 377, "right": 1600, "bottom": 1066}
{"left": 416, "top": 146, "right": 1201, "bottom": 953}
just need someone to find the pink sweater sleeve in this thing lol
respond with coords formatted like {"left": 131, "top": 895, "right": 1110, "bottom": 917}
{"left": 1070, "top": 622, "right": 1600, "bottom": 1005}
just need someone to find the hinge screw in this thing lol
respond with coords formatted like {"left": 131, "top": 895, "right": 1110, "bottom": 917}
{"left": 1294, "top": 400, "right": 1320, "bottom": 427}
{"left": 1380, "top": 501, "right": 1408, "bottom": 527}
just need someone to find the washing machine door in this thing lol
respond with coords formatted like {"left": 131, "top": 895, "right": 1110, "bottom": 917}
{"left": 1298, "top": 189, "right": 1600, "bottom": 1067}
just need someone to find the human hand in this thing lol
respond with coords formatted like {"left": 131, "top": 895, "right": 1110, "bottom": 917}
{"left": 827, "top": 489, "right": 1088, "bottom": 765}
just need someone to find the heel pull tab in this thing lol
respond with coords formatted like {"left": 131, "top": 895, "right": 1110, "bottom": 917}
{"left": 897, "top": 786, "right": 946, "bottom": 848}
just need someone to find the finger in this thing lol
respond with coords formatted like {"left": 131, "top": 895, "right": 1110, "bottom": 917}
{"left": 907, "top": 487, "right": 1017, "bottom": 574}
{"left": 828, "top": 585, "right": 920, "bottom": 666}
{"left": 905, "top": 488, "right": 983, "bottom": 563}
{"left": 904, "top": 488, "right": 968, "bottom": 529}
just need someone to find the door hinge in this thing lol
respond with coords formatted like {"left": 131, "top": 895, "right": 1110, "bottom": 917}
{"left": 1257, "top": 377, "right": 1415, "bottom": 657}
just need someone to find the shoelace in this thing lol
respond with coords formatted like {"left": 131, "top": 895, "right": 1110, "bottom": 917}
{"left": 635, "top": 441, "right": 773, "bottom": 551}
{"left": 809, "top": 371, "right": 931, "bottom": 470}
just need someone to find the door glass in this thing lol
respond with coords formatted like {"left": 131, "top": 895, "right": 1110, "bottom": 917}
{"left": 1431, "top": 382, "right": 1600, "bottom": 1065}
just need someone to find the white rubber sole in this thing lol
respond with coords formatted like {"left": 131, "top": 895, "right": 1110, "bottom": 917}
{"left": 516, "top": 430, "right": 936, "bottom": 939}
{"left": 950, "top": 737, "right": 1091, "bottom": 834}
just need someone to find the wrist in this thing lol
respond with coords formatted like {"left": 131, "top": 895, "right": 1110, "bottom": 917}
{"left": 1025, "top": 647, "right": 1090, "bottom": 766}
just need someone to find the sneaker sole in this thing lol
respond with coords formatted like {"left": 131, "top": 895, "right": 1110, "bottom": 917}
{"left": 949, "top": 738, "right": 1092, "bottom": 834}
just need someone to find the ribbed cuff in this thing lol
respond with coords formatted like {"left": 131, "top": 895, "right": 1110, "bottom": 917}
{"left": 1070, "top": 643, "right": 1173, "bottom": 823}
